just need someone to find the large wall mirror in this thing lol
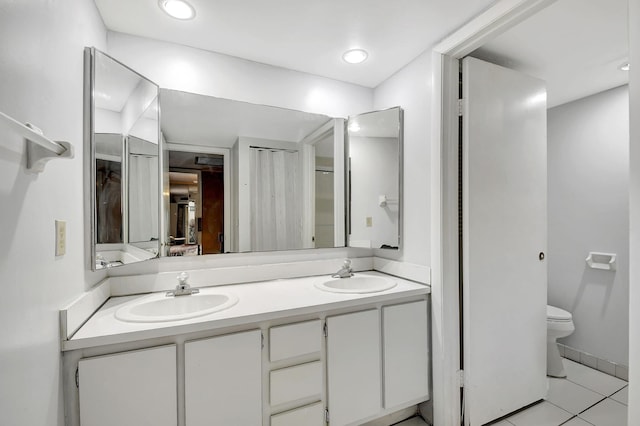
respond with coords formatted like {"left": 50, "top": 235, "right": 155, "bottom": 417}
{"left": 347, "top": 107, "right": 403, "bottom": 250}
{"left": 85, "top": 49, "right": 404, "bottom": 268}
{"left": 86, "top": 48, "right": 160, "bottom": 270}
{"left": 159, "top": 89, "right": 346, "bottom": 255}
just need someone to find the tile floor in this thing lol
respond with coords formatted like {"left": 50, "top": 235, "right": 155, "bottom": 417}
{"left": 494, "top": 359, "right": 628, "bottom": 426}
{"left": 393, "top": 358, "right": 627, "bottom": 426}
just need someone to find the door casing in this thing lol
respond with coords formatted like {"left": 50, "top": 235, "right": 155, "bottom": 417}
{"left": 429, "top": 0, "right": 559, "bottom": 424}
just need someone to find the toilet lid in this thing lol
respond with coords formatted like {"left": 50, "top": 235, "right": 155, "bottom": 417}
{"left": 547, "top": 305, "right": 572, "bottom": 321}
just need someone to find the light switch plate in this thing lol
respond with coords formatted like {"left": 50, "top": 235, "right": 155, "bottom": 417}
{"left": 366, "top": 216, "right": 373, "bottom": 227}
{"left": 55, "top": 220, "right": 66, "bottom": 256}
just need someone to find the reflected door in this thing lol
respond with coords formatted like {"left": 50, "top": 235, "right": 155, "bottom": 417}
{"left": 314, "top": 169, "right": 334, "bottom": 248}
{"left": 462, "top": 56, "right": 547, "bottom": 426}
{"left": 201, "top": 171, "right": 224, "bottom": 254}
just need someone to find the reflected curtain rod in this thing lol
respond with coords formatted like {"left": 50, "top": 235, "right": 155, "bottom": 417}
{"left": 249, "top": 145, "right": 297, "bottom": 154}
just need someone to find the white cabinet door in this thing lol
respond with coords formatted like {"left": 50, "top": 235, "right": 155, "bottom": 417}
{"left": 383, "top": 300, "right": 429, "bottom": 408}
{"left": 462, "top": 56, "right": 547, "bottom": 425}
{"left": 78, "top": 345, "right": 177, "bottom": 426}
{"left": 184, "top": 329, "right": 262, "bottom": 426}
{"left": 326, "top": 309, "right": 381, "bottom": 426}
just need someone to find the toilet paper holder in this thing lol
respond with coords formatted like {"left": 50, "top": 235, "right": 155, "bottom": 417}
{"left": 585, "top": 252, "right": 616, "bottom": 271}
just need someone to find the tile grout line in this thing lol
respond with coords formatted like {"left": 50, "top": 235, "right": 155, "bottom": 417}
{"left": 544, "top": 398, "right": 580, "bottom": 417}
{"left": 561, "top": 375, "right": 616, "bottom": 398}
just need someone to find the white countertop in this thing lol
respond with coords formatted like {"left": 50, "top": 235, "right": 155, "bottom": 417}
{"left": 64, "top": 271, "right": 429, "bottom": 351}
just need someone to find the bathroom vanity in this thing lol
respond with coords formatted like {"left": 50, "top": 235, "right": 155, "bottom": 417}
{"left": 62, "top": 271, "right": 430, "bottom": 426}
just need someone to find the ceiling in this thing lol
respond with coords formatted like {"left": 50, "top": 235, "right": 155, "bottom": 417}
{"left": 94, "top": 0, "right": 629, "bottom": 109}
{"left": 160, "top": 89, "right": 331, "bottom": 147}
{"left": 472, "top": 0, "right": 629, "bottom": 108}
{"left": 93, "top": 0, "right": 496, "bottom": 87}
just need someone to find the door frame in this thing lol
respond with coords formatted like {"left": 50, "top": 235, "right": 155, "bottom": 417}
{"left": 429, "top": 0, "right": 558, "bottom": 424}
{"left": 300, "top": 118, "right": 346, "bottom": 249}
{"left": 166, "top": 143, "right": 231, "bottom": 253}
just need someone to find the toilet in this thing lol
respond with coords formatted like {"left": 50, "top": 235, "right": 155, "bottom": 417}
{"left": 547, "top": 305, "right": 575, "bottom": 377}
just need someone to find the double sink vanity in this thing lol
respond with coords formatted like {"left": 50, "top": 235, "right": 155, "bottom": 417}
{"left": 69, "top": 46, "right": 427, "bottom": 426}
{"left": 62, "top": 269, "right": 430, "bottom": 426}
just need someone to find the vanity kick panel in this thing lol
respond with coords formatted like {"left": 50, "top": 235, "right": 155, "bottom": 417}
{"left": 269, "top": 361, "right": 322, "bottom": 406}
{"left": 270, "top": 401, "right": 325, "bottom": 426}
{"left": 269, "top": 319, "right": 321, "bottom": 361}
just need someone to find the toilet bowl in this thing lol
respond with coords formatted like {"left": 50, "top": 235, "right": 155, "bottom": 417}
{"left": 547, "top": 305, "right": 575, "bottom": 377}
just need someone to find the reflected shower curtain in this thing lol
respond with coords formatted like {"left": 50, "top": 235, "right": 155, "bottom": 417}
{"left": 129, "top": 155, "right": 159, "bottom": 242}
{"left": 250, "top": 148, "right": 303, "bottom": 251}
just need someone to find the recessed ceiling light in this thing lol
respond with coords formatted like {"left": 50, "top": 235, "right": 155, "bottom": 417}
{"left": 159, "top": 0, "right": 196, "bottom": 20}
{"left": 348, "top": 122, "right": 361, "bottom": 132}
{"left": 620, "top": 62, "right": 630, "bottom": 71}
{"left": 343, "top": 49, "right": 368, "bottom": 64}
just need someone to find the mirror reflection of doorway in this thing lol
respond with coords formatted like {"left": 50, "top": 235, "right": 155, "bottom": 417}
{"left": 169, "top": 151, "right": 224, "bottom": 255}
{"left": 314, "top": 164, "right": 334, "bottom": 248}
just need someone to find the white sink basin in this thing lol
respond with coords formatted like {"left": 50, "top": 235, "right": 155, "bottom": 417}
{"left": 315, "top": 275, "right": 397, "bottom": 294}
{"left": 115, "top": 291, "right": 238, "bottom": 323}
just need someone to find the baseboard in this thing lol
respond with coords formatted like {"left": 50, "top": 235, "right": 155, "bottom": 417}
{"left": 360, "top": 406, "right": 420, "bottom": 426}
{"left": 558, "top": 343, "right": 628, "bottom": 381}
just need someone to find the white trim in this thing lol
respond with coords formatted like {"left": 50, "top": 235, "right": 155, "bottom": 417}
{"left": 300, "top": 120, "right": 335, "bottom": 249}
{"left": 333, "top": 118, "right": 346, "bottom": 246}
{"left": 302, "top": 142, "right": 316, "bottom": 248}
{"left": 166, "top": 142, "right": 231, "bottom": 253}
{"left": 429, "top": 1, "right": 559, "bottom": 424}
{"left": 433, "top": 0, "right": 557, "bottom": 56}
{"left": 430, "top": 51, "right": 464, "bottom": 426}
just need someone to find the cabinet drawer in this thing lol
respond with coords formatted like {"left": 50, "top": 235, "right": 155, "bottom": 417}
{"left": 270, "top": 319, "right": 321, "bottom": 361}
{"left": 270, "top": 361, "right": 322, "bottom": 406}
{"left": 271, "top": 401, "right": 324, "bottom": 426}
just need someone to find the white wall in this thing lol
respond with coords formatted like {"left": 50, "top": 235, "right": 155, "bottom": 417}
{"left": 350, "top": 136, "right": 400, "bottom": 248}
{"left": 547, "top": 86, "right": 629, "bottom": 365}
{"left": 373, "top": 51, "right": 432, "bottom": 266}
{"left": 0, "top": 0, "right": 107, "bottom": 424}
{"left": 107, "top": 32, "right": 373, "bottom": 119}
{"left": 628, "top": 0, "right": 640, "bottom": 421}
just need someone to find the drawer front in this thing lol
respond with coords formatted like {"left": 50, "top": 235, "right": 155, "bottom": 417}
{"left": 269, "top": 319, "right": 321, "bottom": 362}
{"left": 271, "top": 402, "right": 324, "bottom": 426}
{"left": 270, "top": 361, "right": 322, "bottom": 406}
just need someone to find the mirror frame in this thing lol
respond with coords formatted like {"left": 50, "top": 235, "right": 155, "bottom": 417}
{"left": 84, "top": 47, "right": 162, "bottom": 270}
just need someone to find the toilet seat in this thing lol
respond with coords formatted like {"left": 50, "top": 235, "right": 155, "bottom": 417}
{"left": 547, "top": 305, "right": 572, "bottom": 322}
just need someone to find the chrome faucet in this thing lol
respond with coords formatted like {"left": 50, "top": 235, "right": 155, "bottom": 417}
{"left": 332, "top": 259, "right": 354, "bottom": 278}
{"left": 166, "top": 272, "right": 200, "bottom": 297}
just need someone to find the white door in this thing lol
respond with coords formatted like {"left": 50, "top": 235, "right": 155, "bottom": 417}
{"left": 462, "top": 56, "right": 547, "bottom": 426}
{"left": 184, "top": 330, "right": 262, "bottom": 426}
{"left": 326, "top": 309, "right": 381, "bottom": 425}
